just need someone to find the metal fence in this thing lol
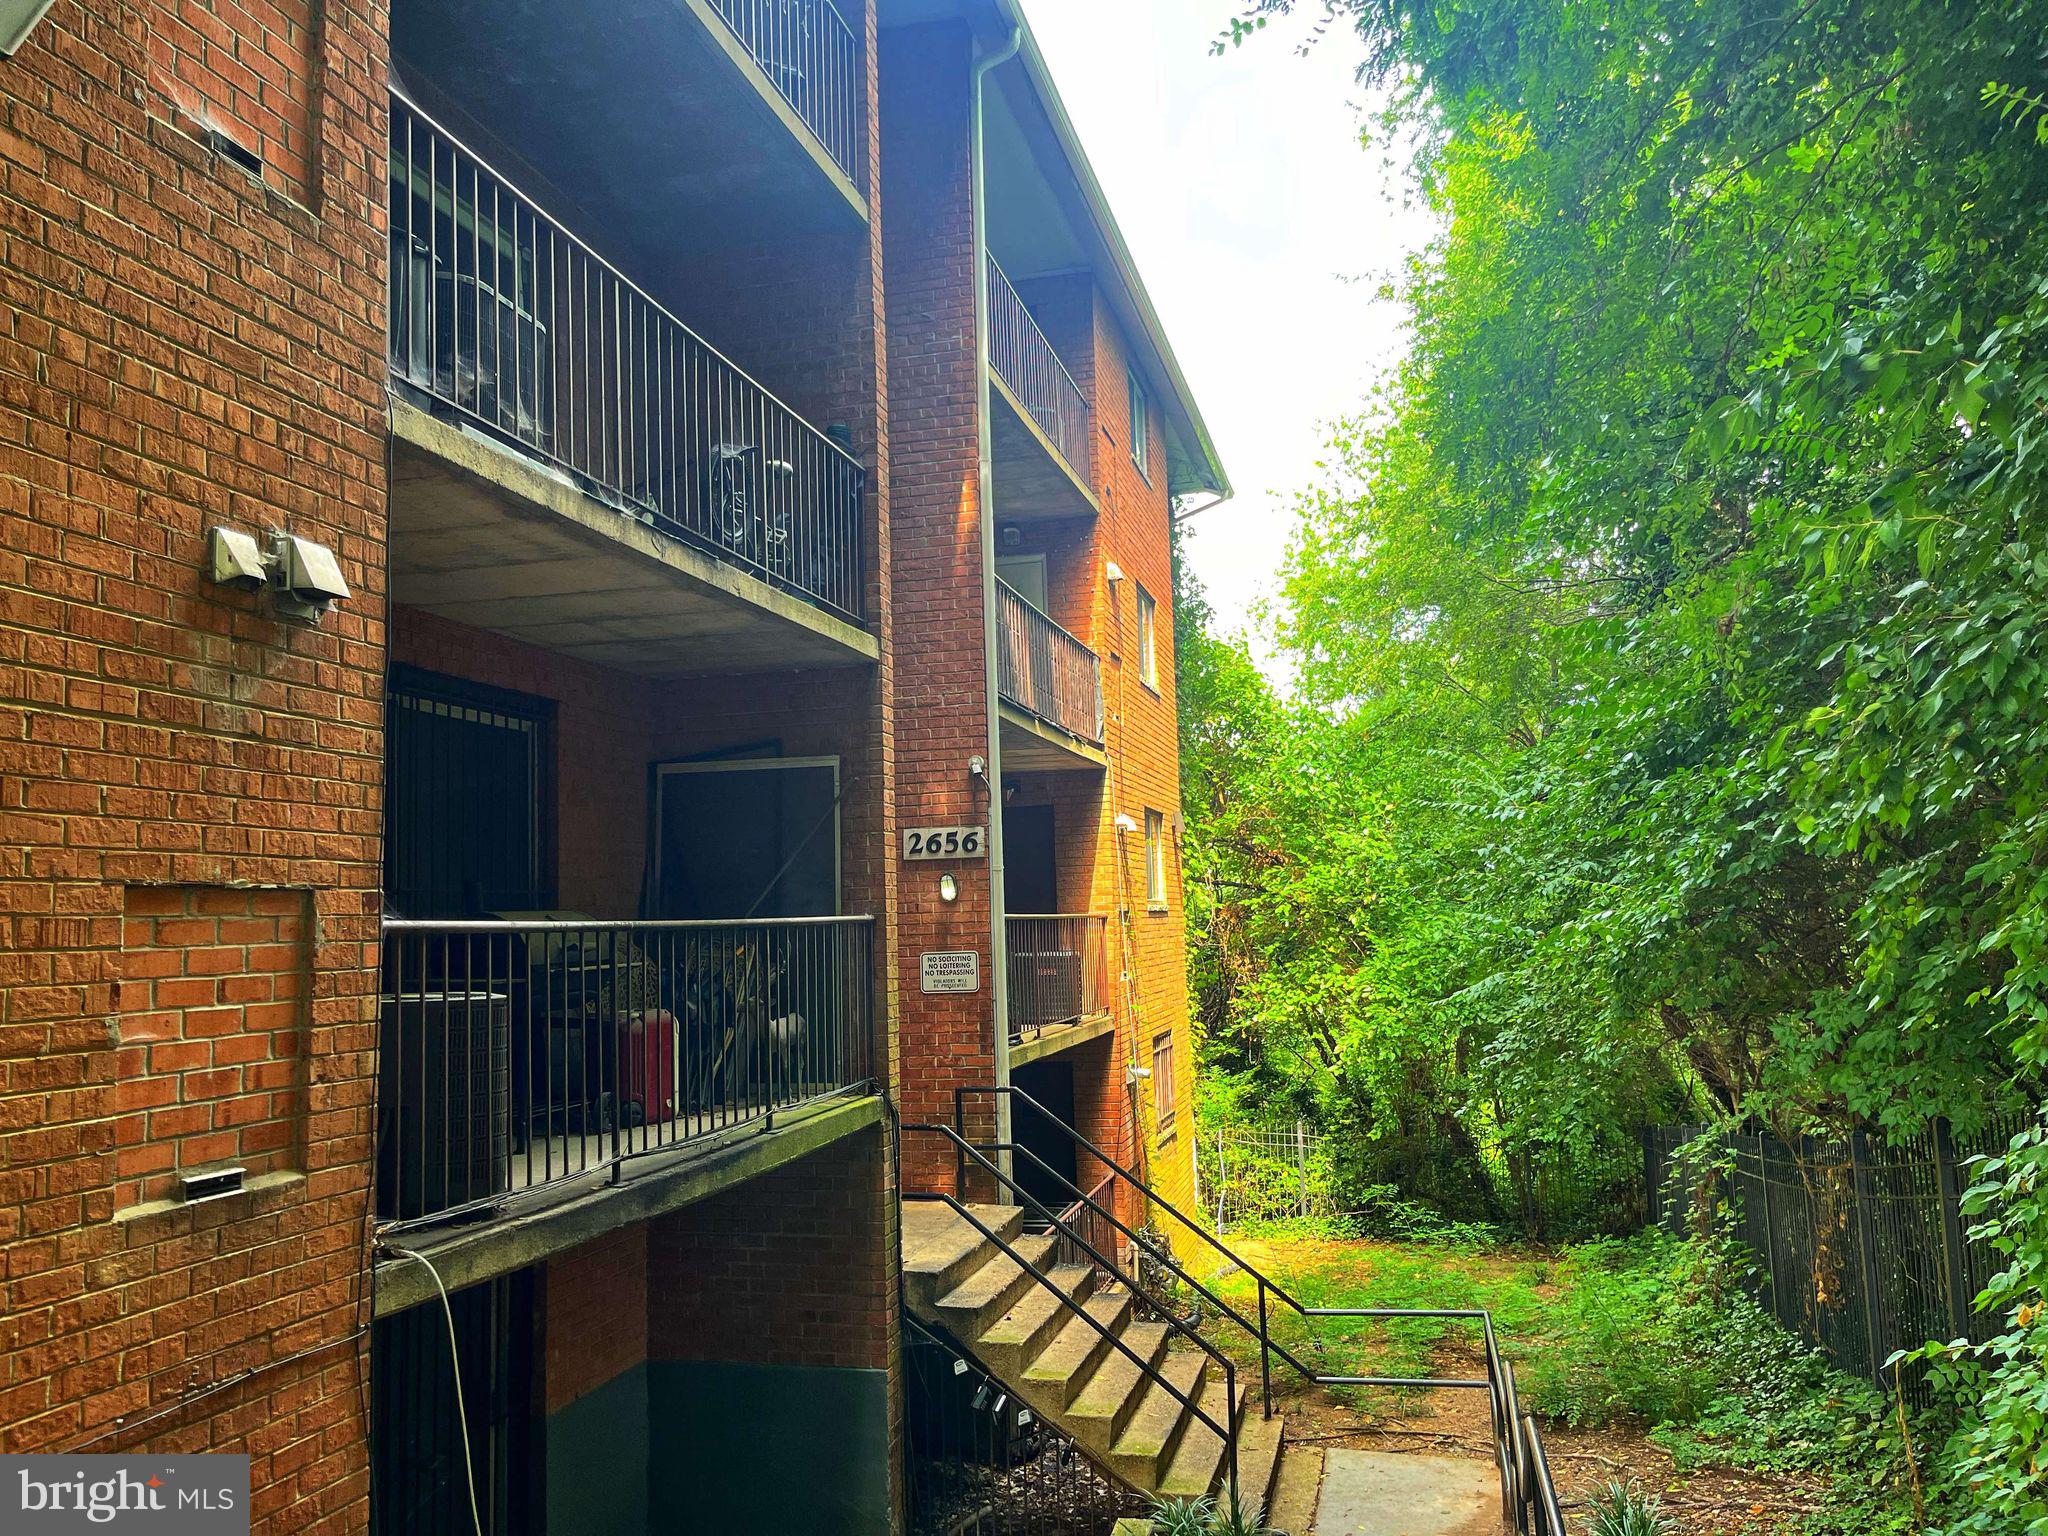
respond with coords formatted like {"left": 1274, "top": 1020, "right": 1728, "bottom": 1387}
{"left": 375, "top": 916, "right": 875, "bottom": 1227}
{"left": 986, "top": 253, "right": 1089, "bottom": 477}
{"left": 1201, "top": 1121, "right": 1334, "bottom": 1231}
{"left": 707, "top": 0, "right": 862, "bottom": 180}
{"left": 995, "top": 581, "right": 1103, "bottom": 744}
{"left": 1645, "top": 1117, "right": 2029, "bottom": 1397}
{"left": 1006, "top": 915, "right": 1108, "bottom": 1041}
{"left": 905, "top": 1307, "right": 1144, "bottom": 1536}
{"left": 387, "top": 91, "right": 867, "bottom": 622}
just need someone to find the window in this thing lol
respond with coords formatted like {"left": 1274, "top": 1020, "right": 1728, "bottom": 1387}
{"left": 1128, "top": 371, "right": 1151, "bottom": 480}
{"left": 1136, "top": 583, "right": 1159, "bottom": 690}
{"left": 1151, "top": 1032, "right": 1177, "bottom": 1142}
{"left": 1145, "top": 808, "right": 1167, "bottom": 908}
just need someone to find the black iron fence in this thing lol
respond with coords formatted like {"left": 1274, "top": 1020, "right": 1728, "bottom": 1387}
{"left": 987, "top": 253, "right": 1089, "bottom": 477}
{"left": 1006, "top": 914, "right": 1108, "bottom": 1041}
{"left": 388, "top": 91, "right": 867, "bottom": 622}
{"left": 707, "top": 0, "right": 862, "bottom": 180}
{"left": 905, "top": 1311, "right": 1143, "bottom": 1536}
{"left": 1645, "top": 1117, "right": 2029, "bottom": 1396}
{"left": 996, "top": 581, "right": 1103, "bottom": 745}
{"left": 375, "top": 916, "right": 875, "bottom": 1226}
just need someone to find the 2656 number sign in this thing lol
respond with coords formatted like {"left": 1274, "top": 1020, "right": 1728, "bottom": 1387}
{"left": 903, "top": 825, "right": 986, "bottom": 860}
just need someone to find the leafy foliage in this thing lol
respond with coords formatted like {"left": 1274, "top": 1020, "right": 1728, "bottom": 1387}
{"left": 1186, "top": 0, "right": 2048, "bottom": 1524}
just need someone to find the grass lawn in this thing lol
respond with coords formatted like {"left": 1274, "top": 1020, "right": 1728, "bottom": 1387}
{"left": 1170, "top": 1226, "right": 1929, "bottom": 1536}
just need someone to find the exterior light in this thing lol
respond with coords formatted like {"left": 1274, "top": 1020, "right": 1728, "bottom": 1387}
{"left": 0, "top": 0, "right": 56, "bottom": 57}
{"left": 208, "top": 526, "right": 269, "bottom": 591}
{"left": 1114, "top": 813, "right": 1139, "bottom": 833}
{"left": 1105, "top": 561, "right": 1125, "bottom": 584}
{"left": 939, "top": 874, "right": 959, "bottom": 903}
{"left": 270, "top": 532, "right": 351, "bottom": 622}
{"left": 204, "top": 525, "right": 351, "bottom": 624}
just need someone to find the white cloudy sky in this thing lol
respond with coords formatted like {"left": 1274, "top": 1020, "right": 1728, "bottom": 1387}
{"left": 1023, "top": 0, "right": 1431, "bottom": 638}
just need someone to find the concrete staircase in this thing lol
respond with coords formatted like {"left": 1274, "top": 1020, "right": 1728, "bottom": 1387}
{"left": 903, "top": 1200, "right": 1297, "bottom": 1526}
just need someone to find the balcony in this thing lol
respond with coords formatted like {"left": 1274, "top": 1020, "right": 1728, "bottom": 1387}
{"left": 390, "top": 0, "right": 866, "bottom": 250}
{"left": 995, "top": 579, "right": 1105, "bottom": 770}
{"left": 374, "top": 916, "right": 876, "bottom": 1228}
{"left": 987, "top": 254, "right": 1098, "bottom": 523}
{"left": 708, "top": 0, "right": 862, "bottom": 180}
{"left": 1007, "top": 914, "right": 1110, "bottom": 1055}
{"left": 386, "top": 94, "right": 876, "bottom": 674}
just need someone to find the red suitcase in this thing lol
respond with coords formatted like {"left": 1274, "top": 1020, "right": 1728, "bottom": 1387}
{"left": 619, "top": 1007, "right": 677, "bottom": 1127}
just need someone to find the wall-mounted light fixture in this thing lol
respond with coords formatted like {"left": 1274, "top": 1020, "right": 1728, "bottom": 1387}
{"left": 206, "top": 526, "right": 351, "bottom": 624}
{"left": 1105, "top": 561, "right": 1126, "bottom": 584}
{"left": 1113, "top": 813, "right": 1139, "bottom": 833}
{"left": 0, "top": 0, "right": 57, "bottom": 57}
{"left": 939, "top": 874, "right": 959, "bottom": 903}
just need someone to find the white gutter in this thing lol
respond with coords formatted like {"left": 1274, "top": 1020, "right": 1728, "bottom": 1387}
{"left": 971, "top": 23, "right": 1024, "bottom": 1188}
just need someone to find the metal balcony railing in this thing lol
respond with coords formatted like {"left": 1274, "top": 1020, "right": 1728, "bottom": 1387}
{"left": 708, "top": 0, "right": 862, "bottom": 181}
{"left": 375, "top": 916, "right": 876, "bottom": 1226}
{"left": 388, "top": 92, "right": 867, "bottom": 622}
{"left": 986, "top": 253, "right": 1089, "bottom": 478}
{"left": 995, "top": 580, "right": 1103, "bottom": 744}
{"left": 1006, "top": 914, "right": 1108, "bottom": 1041}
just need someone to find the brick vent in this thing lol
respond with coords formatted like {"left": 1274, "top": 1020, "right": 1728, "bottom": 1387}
{"left": 147, "top": 0, "right": 319, "bottom": 200}
{"left": 114, "top": 886, "right": 309, "bottom": 1209}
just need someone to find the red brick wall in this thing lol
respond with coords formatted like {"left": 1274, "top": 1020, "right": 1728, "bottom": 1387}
{"left": 880, "top": 21, "right": 996, "bottom": 1193}
{"left": 647, "top": 1128, "right": 893, "bottom": 1372}
{"left": 113, "top": 886, "right": 311, "bottom": 1208}
{"left": 146, "top": 0, "right": 320, "bottom": 202}
{"left": 544, "top": 1225, "right": 648, "bottom": 1412}
{"left": 0, "top": 5, "right": 388, "bottom": 1533}
{"left": 1087, "top": 303, "right": 1198, "bottom": 1213}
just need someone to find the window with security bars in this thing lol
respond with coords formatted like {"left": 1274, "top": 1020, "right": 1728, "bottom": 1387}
{"left": 1152, "top": 1033, "right": 1177, "bottom": 1142}
{"left": 1128, "top": 371, "right": 1151, "bottom": 480}
{"left": 1144, "top": 809, "right": 1167, "bottom": 908}
{"left": 1137, "top": 583, "right": 1159, "bottom": 690}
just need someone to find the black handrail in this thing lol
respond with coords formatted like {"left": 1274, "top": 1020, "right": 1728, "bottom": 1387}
{"left": 903, "top": 1123, "right": 1241, "bottom": 1507}
{"left": 956, "top": 1084, "right": 1568, "bottom": 1534}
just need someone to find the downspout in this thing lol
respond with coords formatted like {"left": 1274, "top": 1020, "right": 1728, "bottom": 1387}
{"left": 971, "top": 24, "right": 1023, "bottom": 1186}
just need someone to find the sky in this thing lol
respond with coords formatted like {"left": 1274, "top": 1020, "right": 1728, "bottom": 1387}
{"left": 1022, "top": 0, "right": 1432, "bottom": 639}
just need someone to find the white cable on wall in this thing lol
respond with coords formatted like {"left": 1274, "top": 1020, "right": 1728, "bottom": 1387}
{"left": 385, "top": 1247, "right": 485, "bottom": 1536}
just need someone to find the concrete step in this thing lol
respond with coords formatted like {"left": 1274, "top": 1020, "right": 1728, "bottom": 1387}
{"left": 1265, "top": 1441, "right": 1323, "bottom": 1536}
{"left": 1161, "top": 1395, "right": 1282, "bottom": 1514}
{"left": 975, "top": 1262, "right": 1097, "bottom": 1377}
{"left": 902, "top": 1200, "right": 1023, "bottom": 1313}
{"left": 1107, "top": 1349, "right": 1211, "bottom": 1489}
{"left": 1020, "top": 1289, "right": 1134, "bottom": 1412}
{"left": 1064, "top": 1320, "right": 1171, "bottom": 1456}
{"left": 934, "top": 1233, "right": 1061, "bottom": 1338}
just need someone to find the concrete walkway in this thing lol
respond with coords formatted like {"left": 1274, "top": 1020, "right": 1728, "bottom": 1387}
{"left": 1311, "top": 1449, "right": 1499, "bottom": 1536}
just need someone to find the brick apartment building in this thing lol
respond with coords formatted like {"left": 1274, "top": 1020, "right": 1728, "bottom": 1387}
{"left": 0, "top": 0, "right": 1227, "bottom": 1531}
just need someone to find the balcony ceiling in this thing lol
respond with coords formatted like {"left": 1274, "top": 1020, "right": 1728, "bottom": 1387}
{"left": 392, "top": 0, "right": 865, "bottom": 266}
{"left": 998, "top": 702, "right": 1106, "bottom": 774}
{"left": 990, "top": 373, "right": 1097, "bottom": 524}
{"left": 389, "top": 405, "right": 877, "bottom": 678}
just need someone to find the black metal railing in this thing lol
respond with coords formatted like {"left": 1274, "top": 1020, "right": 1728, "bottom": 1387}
{"left": 905, "top": 1123, "right": 1244, "bottom": 1509}
{"left": 986, "top": 254, "right": 1089, "bottom": 478}
{"left": 996, "top": 582, "right": 1103, "bottom": 745}
{"left": 955, "top": 1085, "right": 1570, "bottom": 1536}
{"left": 388, "top": 92, "right": 866, "bottom": 622}
{"left": 1006, "top": 915, "right": 1108, "bottom": 1041}
{"left": 1051, "top": 1171, "right": 1124, "bottom": 1281}
{"left": 708, "top": 0, "right": 862, "bottom": 181}
{"left": 375, "top": 916, "right": 875, "bottom": 1227}
{"left": 905, "top": 1310, "right": 1144, "bottom": 1536}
